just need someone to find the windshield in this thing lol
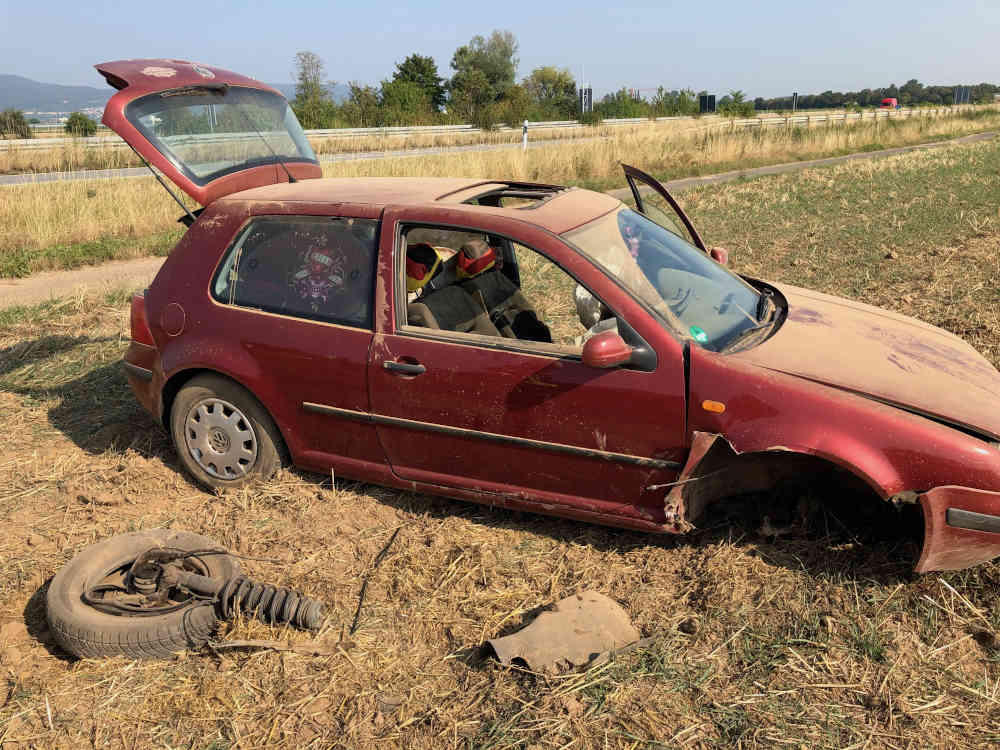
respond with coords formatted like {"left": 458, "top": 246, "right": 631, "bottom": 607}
{"left": 125, "top": 86, "right": 317, "bottom": 185}
{"left": 564, "top": 206, "right": 764, "bottom": 350}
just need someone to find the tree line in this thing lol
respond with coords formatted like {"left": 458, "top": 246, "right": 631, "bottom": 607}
{"left": 290, "top": 31, "right": 758, "bottom": 129}
{"left": 291, "top": 31, "right": 580, "bottom": 130}
{"left": 4, "top": 39, "right": 999, "bottom": 140}
{"left": 753, "top": 79, "right": 1000, "bottom": 111}
{"left": 297, "top": 31, "right": 1000, "bottom": 128}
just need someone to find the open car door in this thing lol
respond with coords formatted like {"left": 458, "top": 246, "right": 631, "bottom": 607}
{"left": 96, "top": 59, "right": 321, "bottom": 206}
{"left": 622, "top": 164, "right": 707, "bottom": 253}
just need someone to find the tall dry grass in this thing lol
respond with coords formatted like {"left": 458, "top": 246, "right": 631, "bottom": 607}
{"left": 0, "top": 177, "right": 188, "bottom": 275}
{"left": 6, "top": 107, "right": 974, "bottom": 176}
{"left": 322, "top": 107, "right": 1000, "bottom": 185}
{"left": 2, "top": 108, "right": 999, "bottom": 276}
{"left": 0, "top": 121, "right": 677, "bottom": 175}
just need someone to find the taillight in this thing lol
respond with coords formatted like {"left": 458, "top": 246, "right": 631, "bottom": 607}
{"left": 130, "top": 293, "right": 155, "bottom": 346}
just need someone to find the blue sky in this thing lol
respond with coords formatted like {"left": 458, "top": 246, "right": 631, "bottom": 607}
{"left": 3, "top": 0, "right": 998, "bottom": 98}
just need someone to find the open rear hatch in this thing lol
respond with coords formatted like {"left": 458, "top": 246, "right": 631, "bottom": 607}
{"left": 96, "top": 59, "right": 321, "bottom": 206}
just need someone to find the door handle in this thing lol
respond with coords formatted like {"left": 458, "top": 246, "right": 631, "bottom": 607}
{"left": 383, "top": 360, "right": 426, "bottom": 375}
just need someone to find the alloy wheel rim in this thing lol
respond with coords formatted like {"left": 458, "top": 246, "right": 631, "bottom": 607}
{"left": 184, "top": 398, "right": 258, "bottom": 479}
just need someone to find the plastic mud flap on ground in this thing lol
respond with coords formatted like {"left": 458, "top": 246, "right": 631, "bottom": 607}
{"left": 486, "top": 591, "right": 640, "bottom": 673}
{"left": 915, "top": 486, "right": 1000, "bottom": 572}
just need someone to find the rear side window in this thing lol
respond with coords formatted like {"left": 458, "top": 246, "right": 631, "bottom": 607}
{"left": 212, "top": 216, "right": 378, "bottom": 329}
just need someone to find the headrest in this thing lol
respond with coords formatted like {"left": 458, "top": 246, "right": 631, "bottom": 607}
{"left": 457, "top": 240, "right": 497, "bottom": 279}
{"left": 406, "top": 242, "right": 442, "bottom": 292}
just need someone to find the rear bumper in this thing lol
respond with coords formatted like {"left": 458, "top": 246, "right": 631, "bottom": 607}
{"left": 122, "top": 341, "right": 161, "bottom": 421}
{"left": 916, "top": 485, "right": 1000, "bottom": 572}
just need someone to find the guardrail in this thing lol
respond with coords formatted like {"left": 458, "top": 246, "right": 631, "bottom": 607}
{"left": 5, "top": 118, "right": 655, "bottom": 150}
{"left": 0, "top": 105, "right": 984, "bottom": 152}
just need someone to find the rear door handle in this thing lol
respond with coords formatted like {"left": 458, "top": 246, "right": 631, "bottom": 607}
{"left": 383, "top": 360, "right": 426, "bottom": 375}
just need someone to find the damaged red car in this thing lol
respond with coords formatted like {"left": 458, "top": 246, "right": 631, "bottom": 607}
{"left": 101, "top": 59, "right": 1000, "bottom": 573}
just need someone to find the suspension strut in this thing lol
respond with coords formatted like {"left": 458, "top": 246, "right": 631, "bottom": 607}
{"left": 160, "top": 565, "right": 326, "bottom": 631}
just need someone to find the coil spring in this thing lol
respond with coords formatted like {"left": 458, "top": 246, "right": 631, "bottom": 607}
{"left": 217, "top": 575, "right": 325, "bottom": 631}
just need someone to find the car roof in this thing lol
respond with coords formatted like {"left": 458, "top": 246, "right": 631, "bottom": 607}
{"left": 216, "top": 177, "right": 622, "bottom": 235}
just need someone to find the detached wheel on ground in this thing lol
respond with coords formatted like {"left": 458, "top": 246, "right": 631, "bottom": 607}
{"left": 46, "top": 530, "right": 240, "bottom": 660}
{"left": 170, "top": 374, "right": 283, "bottom": 491}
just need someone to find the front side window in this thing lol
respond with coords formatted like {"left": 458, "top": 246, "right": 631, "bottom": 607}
{"left": 213, "top": 217, "right": 378, "bottom": 328}
{"left": 399, "top": 226, "right": 614, "bottom": 355}
{"left": 565, "top": 206, "right": 765, "bottom": 351}
{"left": 126, "top": 86, "right": 317, "bottom": 185}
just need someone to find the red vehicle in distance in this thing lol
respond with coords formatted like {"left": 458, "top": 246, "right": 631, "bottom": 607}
{"left": 879, "top": 97, "right": 900, "bottom": 109}
{"left": 97, "top": 59, "right": 1000, "bottom": 574}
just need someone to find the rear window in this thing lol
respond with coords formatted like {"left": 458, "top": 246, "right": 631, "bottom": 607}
{"left": 212, "top": 216, "right": 378, "bottom": 329}
{"left": 126, "top": 86, "right": 317, "bottom": 185}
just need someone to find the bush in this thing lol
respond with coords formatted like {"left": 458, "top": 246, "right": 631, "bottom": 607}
{"left": 578, "top": 110, "right": 602, "bottom": 126}
{"left": 65, "top": 112, "right": 97, "bottom": 137}
{"left": 1, "top": 109, "right": 32, "bottom": 139}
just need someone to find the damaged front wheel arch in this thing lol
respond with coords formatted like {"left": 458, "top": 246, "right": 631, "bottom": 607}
{"left": 664, "top": 438, "right": 918, "bottom": 552}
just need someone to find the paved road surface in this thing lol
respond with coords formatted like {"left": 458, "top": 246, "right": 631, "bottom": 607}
{"left": 1, "top": 131, "right": 994, "bottom": 311}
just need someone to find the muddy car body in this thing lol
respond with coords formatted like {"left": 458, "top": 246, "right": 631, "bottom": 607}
{"left": 101, "top": 59, "right": 1000, "bottom": 573}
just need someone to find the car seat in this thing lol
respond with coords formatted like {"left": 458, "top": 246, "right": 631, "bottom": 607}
{"left": 405, "top": 242, "right": 501, "bottom": 336}
{"left": 455, "top": 240, "right": 552, "bottom": 342}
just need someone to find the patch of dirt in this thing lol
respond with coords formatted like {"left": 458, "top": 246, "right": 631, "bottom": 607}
{"left": 0, "top": 257, "right": 163, "bottom": 310}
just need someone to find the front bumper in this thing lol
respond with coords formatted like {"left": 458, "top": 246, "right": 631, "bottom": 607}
{"left": 916, "top": 485, "right": 1000, "bottom": 571}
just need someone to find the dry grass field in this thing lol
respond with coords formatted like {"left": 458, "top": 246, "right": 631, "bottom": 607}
{"left": 0, "top": 135, "right": 998, "bottom": 748}
{"left": 0, "top": 121, "right": 645, "bottom": 176}
{"left": 321, "top": 108, "right": 1000, "bottom": 188}
{"left": 2, "top": 107, "right": 999, "bottom": 278}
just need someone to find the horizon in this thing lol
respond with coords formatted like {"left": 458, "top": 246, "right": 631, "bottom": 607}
{"left": 3, "top": 1, "right": 998, "bottom": 100}
{"left": 3, "top": 72, "right": 996, "bottom": 104}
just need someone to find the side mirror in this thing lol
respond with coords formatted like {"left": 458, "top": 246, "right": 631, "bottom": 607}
{"left": 582, "top": 330, "right": 634, "bottom": 369}
{"left": 709, "top": 247, "right": 730, "bottom": 266}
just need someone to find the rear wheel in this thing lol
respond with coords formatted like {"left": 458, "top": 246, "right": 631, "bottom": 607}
{"left": 170, "top": 374, "right": 283, "bottom": 491}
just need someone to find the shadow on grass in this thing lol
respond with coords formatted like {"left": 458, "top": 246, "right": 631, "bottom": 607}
{"left": 21, "top": 577, "right": 75, "bottom": 663}
{"left": 350, "top": 473, "right": 923, "bottom": 588}
{"left": 2, "top": 335, "right": 923, "bottom": 592}
{"left": 0, "top": 334, "right": 169, "bottom": 458}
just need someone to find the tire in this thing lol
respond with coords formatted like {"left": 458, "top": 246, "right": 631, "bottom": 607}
{"left": 46, "top": 529, "right": 240, "bottom": 660}
{"left": 169, "top": 374, "right": 283, "bottom": 491}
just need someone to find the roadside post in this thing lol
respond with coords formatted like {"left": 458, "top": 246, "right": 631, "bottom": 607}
{"left": 522, "top": 120, "right": 528, "bottom": 152}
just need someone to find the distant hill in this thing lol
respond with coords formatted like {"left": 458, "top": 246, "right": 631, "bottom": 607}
{"left": 0, "top": 74, "right": 350, "bottom": 114}
{"left": 0, "top": 75, "right": 109, "bottom": 113}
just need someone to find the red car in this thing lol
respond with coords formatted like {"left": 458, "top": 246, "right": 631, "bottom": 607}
{"left": 101, "top": 59, "right": 1000, "bottom": 573}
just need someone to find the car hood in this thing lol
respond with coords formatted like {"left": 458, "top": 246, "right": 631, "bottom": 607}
{"left": 730, "top": 283, "right": 1000, "bottom": 440}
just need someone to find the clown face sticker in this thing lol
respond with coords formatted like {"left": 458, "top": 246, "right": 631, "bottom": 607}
{"left": 293, "top": 245, "right": 346, "bottom": 310}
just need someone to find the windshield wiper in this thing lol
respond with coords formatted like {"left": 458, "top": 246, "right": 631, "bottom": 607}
{"left": 723, "top": 320, "right": 773, "bottom": 352}
{"left": 756, "top": 288, "right": 774, "bottom": 321}
{"left": 722, "top": 306, "right": 779, "bottom": 352}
